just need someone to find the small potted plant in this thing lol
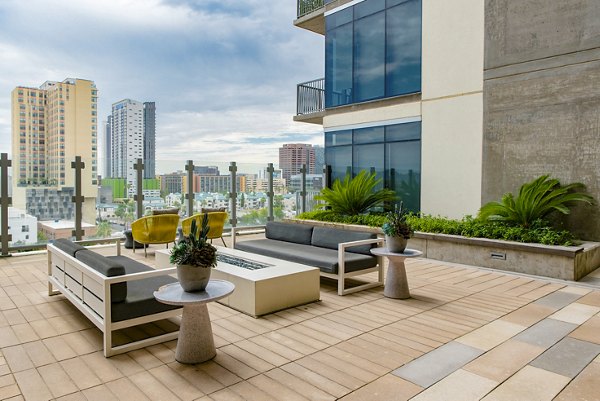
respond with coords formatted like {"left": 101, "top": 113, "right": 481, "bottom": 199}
{"left": 382, "top": 202, "right": 413, "bottom": 253}
{"left": 170, "top": 214, "right": 217, "bottom": 292}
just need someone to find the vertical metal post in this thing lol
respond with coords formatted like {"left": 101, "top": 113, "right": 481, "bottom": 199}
{"left": 185, "top": 160, "right": 194, "bottom": 217}
{"left": 300, "top": 164, "right": 307, "bottom": 214}
{"left": 133, "top": 158, "right": 144, "bottom": 219}
{"left": 229, "top": 162, "right": 237, "bottom": 228}
{"left": 346, "top": 166, "right": 352, "bottom": 177}
{"left": 370, "top": 167, "right": 376, "bottom": 176}
{"left": 1, "top": 154, "right": 12, "bottom": 256}
{"left": 323, "top": 164, "right": 332, "bottom": 189}
{"left": 267, "top": 163, "right": 274, "bottom": 221}
{"left": 71, "top": 156, "right": 85, "bottom": 240}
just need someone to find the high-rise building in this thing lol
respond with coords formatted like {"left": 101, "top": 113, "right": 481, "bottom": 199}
{"left": 143, "top": 102, "right": 156, "bottom": 179}
{"left": 11, "top": 78, "right": 98, "bottom": 223}
{"left": 294, "top": 0, "right": 600, "bottom": 239}
{"left": 110, "top": 99, "right": 143, "bottom": 197}
{"left": 279, "top": 143, "right": 316, "bottom": 182}
{"left": 103, "top": 116, "right": 112, "bottom": 178}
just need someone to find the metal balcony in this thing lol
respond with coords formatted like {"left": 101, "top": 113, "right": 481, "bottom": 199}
{"left": 295, "top": 0, "right": 325, "bottom": 34}
{"left": 295, "top": 78, "right": 325, "bottom": 125}
{"left": 297, "top": 0, "right": 324, "bottom": 18}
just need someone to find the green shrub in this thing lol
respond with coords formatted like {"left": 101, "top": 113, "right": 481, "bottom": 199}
{"left": 315, "top": 170, "right": 397, "bottom": 215}
{"left": 297, "top": 212, "right": 575, "bottom": 246}
{"left": 479, "top": 175, "right": 593, "bottom": 228}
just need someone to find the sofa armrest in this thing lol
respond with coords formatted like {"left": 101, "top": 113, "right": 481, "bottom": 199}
{"left": 231, "top": 225, "right": 266, "bottom": 248}
{"left": 104, "top": 267, "right": 177, "bottom": 284}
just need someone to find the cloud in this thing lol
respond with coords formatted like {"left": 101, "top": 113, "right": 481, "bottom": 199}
{"left": 0, "top": 0, "right": 324, "bottom": 167}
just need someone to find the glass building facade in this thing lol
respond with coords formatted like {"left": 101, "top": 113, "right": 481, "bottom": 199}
{"left": 325, "top": 121, "right": 421, "bottom": 211}
{"left": 325, "top": 0, "right": 422, "bottom": 108}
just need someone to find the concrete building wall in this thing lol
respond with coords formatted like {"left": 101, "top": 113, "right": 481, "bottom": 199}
{"left": 483, "top": 0, "right": 600, "bottom": 240}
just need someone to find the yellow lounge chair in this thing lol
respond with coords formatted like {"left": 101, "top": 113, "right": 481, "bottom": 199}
{"left": 131, "top": 214, "right": 180, "bottom": 256}
{"left": 181, "top": 212, "right": 228, "bottom": 247}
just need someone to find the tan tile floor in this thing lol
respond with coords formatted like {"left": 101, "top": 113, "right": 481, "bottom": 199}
{"left": 0, "top": 240, "right": 599, "bottom": 401}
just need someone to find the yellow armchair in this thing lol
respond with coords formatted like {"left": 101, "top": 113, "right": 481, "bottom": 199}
{"left": 131, "top": 214, "right": 180, "bottom": 256}
{"left": 181, "top": 212, "right": 228, "bottom": 247}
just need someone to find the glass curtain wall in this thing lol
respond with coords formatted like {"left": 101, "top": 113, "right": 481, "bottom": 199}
{"left": 325, "top": 0, "right": 422, "bottom": 108}
{"left": 325, "top": 121, "right": 421, "bottom": 212}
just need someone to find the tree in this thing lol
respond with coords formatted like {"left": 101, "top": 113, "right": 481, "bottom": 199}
{"left": 37, "top": 231, "right": 48, "bottom": 242}
{"left": 115, "top": 199, "right": 135, "bottom": 230}
{"left": 95, "top": 220, "right": 112, "bottom": 238}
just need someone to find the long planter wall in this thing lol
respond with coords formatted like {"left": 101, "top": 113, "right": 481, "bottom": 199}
{"left": 288, "top": 219, "right": 600, "bottom": 281}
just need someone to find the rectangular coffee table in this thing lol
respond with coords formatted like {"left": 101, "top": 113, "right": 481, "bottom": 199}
{"left": 155, "top": 247, "right": 320, "bottom": 317}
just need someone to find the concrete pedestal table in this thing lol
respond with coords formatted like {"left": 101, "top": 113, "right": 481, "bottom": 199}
{"left": 371, "top": 248, "right": 422, "bottom": 299}
{"left": 154, "top": 280, "right": 234, "bottom": 364}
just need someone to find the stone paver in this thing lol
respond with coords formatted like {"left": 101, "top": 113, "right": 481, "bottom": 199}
{"left": 392, "top": 341, "right": 483, "bottom": 387}
{"left": 455, "top": 320, "right": 525, "bottom": 351}
{"left": 480, "top": 365, "right": 570, "bottom": 401}
{"left": 549, "top": 302, "right": 600, "bottom": 325}
{"left": 534, "top": 291, "right": 583, "bottom": 309}
{"left": 529, "top": 337, "right": 600, "bottom": 378}
{"left": 512, "top": 318, "right": 577, "bottom": 348}
{"left": 410, "top": 369, "right": 497, "bottom": 401}
{"left": 554, "top": 360, "right": 600, "bottom": 401}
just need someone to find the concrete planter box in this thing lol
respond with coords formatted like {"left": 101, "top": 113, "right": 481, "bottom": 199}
{"left": 287, "top": 219, "right": 600, "bottom": 281}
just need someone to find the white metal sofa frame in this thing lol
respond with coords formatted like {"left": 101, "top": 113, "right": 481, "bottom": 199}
{"left": 47, "top": 241, "right": 181, "bottom": 357}
{"left": 231, "top": 225, "right": 385, "bottom": 296}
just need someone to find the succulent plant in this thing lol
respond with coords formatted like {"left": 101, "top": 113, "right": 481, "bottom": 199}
{"left": 169, "top": 214, "right": 217, "bottom": 268}
{"left": 382, "top": 202, "right": 413, "bottom": 239}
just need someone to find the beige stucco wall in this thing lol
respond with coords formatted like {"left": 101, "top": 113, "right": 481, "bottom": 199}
{"left": 323, "top": 102, "right": 421, "bottom": 130}
{"left": 420, "top": 0, "right": 484, "bottom": 218}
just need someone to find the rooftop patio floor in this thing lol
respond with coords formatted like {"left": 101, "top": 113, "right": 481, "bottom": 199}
{"left": 0, "top": 240, "right": 599, "bottom": 401}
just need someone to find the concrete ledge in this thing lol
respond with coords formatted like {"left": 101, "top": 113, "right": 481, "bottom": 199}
{"left": 290, "top": 219, "right": 600, "bottom": 281}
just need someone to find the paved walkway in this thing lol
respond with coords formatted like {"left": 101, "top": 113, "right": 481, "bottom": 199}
{"left": 0, "top": 244, "right": 598, "bottom": 400}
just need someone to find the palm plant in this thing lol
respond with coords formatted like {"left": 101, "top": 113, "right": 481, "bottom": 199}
{"left": 478, "top": 175, "right": 593, "bottom": 228}
{"left": 315, "top": 170, "right": 397, "bottom": 215}
{"left": 170, "top": 214, "right": 217, "bottom": 267}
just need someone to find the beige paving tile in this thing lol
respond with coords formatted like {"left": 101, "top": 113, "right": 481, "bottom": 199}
{"left": 577, "top": 291, "right": 600, "bottom": 307}
{"left": 569, "top": 315, "right": 600, "bottom": 344}
{"left": 60, "top": 357, "right": 102, "bottom": 390}
{"left": 339, "top": 374, "right": 422, "bottom": 401}
{"left": 128, "top": 370, "right": 179, "bottom": 400}
{"left": 500, "top": 303, "right": 555, "bottom": 327}
{"left": 80, "top": 352, "right": 123, "bottom": 382}
{"left": 455, "top": 320, "right": 526, "bottom": 351}
{"left": 0, "top": 383, "right": 21, "bottom": 400}
{"left": 148, "top": 364, "right": 205, "bottom": 401}
{"left": 228, "top": 380, "right": 279, "bottom": 401}
{"left": 481, "top": 365, "right": 570, "bottom": 401}
{"left": 37, "top": 362, "right": 79, "bottom": 398}
{"left": 555, "top": 360, "right": 600, "bottom": 401}
{"left": 264, "top": 368, "right": 335, "bottom": 401}
{"left": 105, "top": 377, "right": 151, "bottom": 401}
{"left": 248, "top": 373, "right": 311, "bottom": 401}
{"left": 559, "top": 286, "right": 591, "bottom": 296}
{"left": 42, "top": 336, "right": 78, "bottom": 361}
{"left": 13, "top": 368, "right": 53, "bottom": 401}
{"left": 464, "top": 340, "right": 545, "bottom": 382}
{"left": 55, "top": 393, "right": 87, "bottom": 401}
{"left": 550, "top": 303, "right": 600, "bottom": 325}
{"left": 410, "top": 369, "right": 497, "bottom": 401}
{"left": 81, "top": 384, "right": 119, "bottom": 401}
{"left": 281, "top": 362, "right": 349, "bottom": 398}
{"left": 3, "top": 345, "right": 34, "bottom": 372}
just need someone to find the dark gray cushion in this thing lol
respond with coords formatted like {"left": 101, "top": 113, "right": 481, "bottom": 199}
{"left": 106, "top": 255, "right": 180, "bottom": 322}
{"left": 311, "top": 227, "right": 377, "bottom": 255}
{"left": 235, "top": 239, "right": 377, "bottom": 274}
{"left": 265, "top": 221, "right": 314, "bottom": 245}
{"left": 52, "top": 238, "right": 86, "bottom": 257}
{"left": 76, "top": 250, "right": 127, "bottom": 303}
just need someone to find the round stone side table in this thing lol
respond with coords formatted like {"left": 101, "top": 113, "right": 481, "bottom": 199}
{"left": 154, "top": 280, "right": 234, "bottom": 364}
{"left": 370, "top": 248, "right": 422, "bottom": 299}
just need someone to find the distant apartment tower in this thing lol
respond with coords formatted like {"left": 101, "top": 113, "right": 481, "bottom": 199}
{"left": 11, "top": 78, "right": 98, "bottom": 223}
{"left": 108, "top": 99, "right": 156, "bottom": 196}
{"left": 143, "top": 102, "right": 156, "bottom": 179}
{"left": 279, "top": 143, "right": 316, "bottom": 182}
{"left": 103, "top": 116, "right": 112, "bottom": 178}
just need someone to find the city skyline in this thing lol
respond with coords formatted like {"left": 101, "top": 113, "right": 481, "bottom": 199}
{"left": 0, "top": 0, "right": 324, "bottom": 165}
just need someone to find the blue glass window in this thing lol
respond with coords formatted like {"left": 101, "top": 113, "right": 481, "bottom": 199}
{"left": 325, "top": 0, "right": 422, "bottom": 108}
{"left": 325, "top": 120, "right": 421, "bottom": 211}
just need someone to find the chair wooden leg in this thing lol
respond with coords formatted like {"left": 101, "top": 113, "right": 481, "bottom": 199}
{"left": 221, "top": 237, "right": 227, "bottom": 247}
{"left": 144, "top": 244, "right": 147, "bottom": 257}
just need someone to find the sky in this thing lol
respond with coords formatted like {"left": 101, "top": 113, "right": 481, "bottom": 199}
{"left": 0, "top": 0, "right": 324, "bottom": 172}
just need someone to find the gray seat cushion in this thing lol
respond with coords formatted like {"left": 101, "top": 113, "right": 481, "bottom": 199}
{"left": 76, "top": 250, "right": 127, "bottom": 303}
{"left": 107, "top": 256, "right": 180, "bottom": 322}
{"left": 52, "top": 238, "right": 86, "bottom": 257}
{"left": 235, "top": 239, "right": 377, "bottom": 274}
{"left": 265, "top": 221, "right": 314, "bottom": 245}
{"left": 311, "top": 227, "right": 377, "bottom": 255}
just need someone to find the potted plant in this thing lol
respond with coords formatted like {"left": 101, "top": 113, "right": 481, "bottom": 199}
{"left": 382, "top": 203, "right": 413, "bottom": 253}
{"left": 170, "top": 214, "right": 217, "bottom": 292}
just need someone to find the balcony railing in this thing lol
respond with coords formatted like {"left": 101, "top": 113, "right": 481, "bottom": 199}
{"left": 297, "top": 78, "right": 325, "bottom": 116}
{"left": 297, "top": 0, "right": 324, "bottom": 18}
